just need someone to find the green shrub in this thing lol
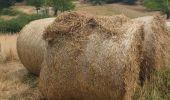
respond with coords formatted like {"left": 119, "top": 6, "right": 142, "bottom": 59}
{"left": 0, "top": 8, "right": 24, "bottom": 16}
{"left": 141, "top": 0, "right": 170, "bottom": 19}
{"left": 88, "top": 0, "right": 137, "bottom": 5}
{"left": 123, "top": 0, "right": 137, "bottom": 4}
{"left": 0, "top": 0, "right": 14, "bottom": 10}
{"left": 46, "top": 0, "right": 75, "bottom": 15}
{"left": 156, "top": 68, "right": 170, "bottom": 99}
{"left": 0, "top": 14, "right": 49, "bottom": 33}
{"left": 133, "top": 67, "right": 170, "bottom": 100}
{"left": 89, "top": 0, "right": 106, "bottom": 5}
{"left": 15, "top": 0, "right": 24, "bottom": 2}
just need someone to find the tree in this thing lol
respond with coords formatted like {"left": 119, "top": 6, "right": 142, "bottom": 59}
{"left": 0, "top": 0, "right": 15, "bottom": 10}
{"left": 123, "top": 0, "right": 137, "bottom": 4}
{"left": 15, "top": 0, "right": 24, "bottom": 2}
{"left": 26, "top": 0, "right": 45, "bottom": 14}
{"left": 142, "top": 0, "right": 170, "bottom": 19}
{"left": 89, "top": 0, "right": 105, "bottom": 5}
{"left": 88, "top": 0, "right": 137, "bottom": 5}
{"left": 46, "top": 0, "right": 75, "bottom": 15}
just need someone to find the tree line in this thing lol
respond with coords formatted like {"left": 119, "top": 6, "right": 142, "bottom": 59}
{"left": 88, "top": 0, "right": 137, "bottom": 5}
{"left": 0, "top": 0, "right": 75, "bottom": 15}
{"left": 0, "top": 0, "right": 170, "bottom": 19}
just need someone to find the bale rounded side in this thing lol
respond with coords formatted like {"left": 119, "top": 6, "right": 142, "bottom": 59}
{"left": 39, "top": 12, "right": 143, "bottom": 100}
{"left": 17, "top": 18, "right": 56, "bottom": 75}
{"left": 133, "top": 16, "right": 170, "bottom": 86}
{"left": 167, "top": 21, "right": 170, "bottom": 29}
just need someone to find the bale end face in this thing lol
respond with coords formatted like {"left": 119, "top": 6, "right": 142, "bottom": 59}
{"left": 17, "top": 18, "right": 56, "bottom": 75}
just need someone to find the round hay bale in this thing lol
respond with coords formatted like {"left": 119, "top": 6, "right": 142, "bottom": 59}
{"left": 133, "top": 16, "right": 170, "bottom": 86}
{"left": 17, "top": 18, "right": 56, "bottom": 75}
{"left": 132, "top": 16, "right": 170, "bottom": 99}
{"left": 39, "top": 12, "right": 143, "bottom": 100}
{"left": 167, "top": 21, "right": 170, "bottom": 29}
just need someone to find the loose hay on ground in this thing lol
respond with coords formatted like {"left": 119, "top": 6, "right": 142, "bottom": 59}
{"left": 39, "top": 12, "right": 144, "bottom": 100}
{"left": 17, "top": 18, "right": 55, "bottom": 75}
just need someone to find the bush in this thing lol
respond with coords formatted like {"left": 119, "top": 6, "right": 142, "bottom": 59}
{"left": 141, "top": 0, "right": 170, "bottom": 19}
{"left": 0, "top": 0, "right": 15, "bottom": 10}
{"left": 88, "top": 0, "right": 137, "bottom": 5}
{"left": 46, "top": 0, "right": 75, "bottom": 15}
{"left": 156, "top": 68, "right": 170, "bottom": 99}
{"left": 133, "top": 67, "right": 170, "bottom": 99}
{"left": 0, "top": 14, "right": 49, "bottom": 33}
{"left": 0, "top": 8, "right": 24, "bottom": 16}
{"left": 89, "top": 0, "right": 106, "bottom": 5}
{"left": 15, "top": 0, "right": 24, "bottom": 2}
{"left": 122, "top": 0, "right": 137, "bottom": 4}
{"left": 26, "top": 0, "right": 45, "bottom": 13}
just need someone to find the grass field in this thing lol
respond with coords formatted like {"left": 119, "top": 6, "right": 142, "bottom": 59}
{"left": 75, "top": 2, "right": 159, "bottom": 18}
{"left": 0, "top": 34, "right": 18, "bottom": 62}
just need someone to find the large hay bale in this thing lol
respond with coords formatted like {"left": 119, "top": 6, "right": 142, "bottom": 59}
{"left": 167, "top": 21, "right": 170, "bottom": 29}
{"left": 39, "top": 12, "right": 143, "bottom": 100}
{"left": 133, "top": 16, "right": 170, "bottom": 86}
{"left": 17, "top": 18, "right": 55, "bottom": 75}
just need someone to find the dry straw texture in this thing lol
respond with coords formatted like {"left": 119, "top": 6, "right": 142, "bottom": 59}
{"left": 39, "top": 12, "right": 144, "bottom": 100}
{"left": 17, "top": 18, "right": 55, "bottom": 75}
{"left": 131, "top": 16, "right": 170, "bottom": 99}
{"left": 0, "top": 34, "right": 18, "bottom": 62}
{"left": 133, "top": 16, "right": 170, "bottom": 86}
{"left": 167, "top": 21, "right": 170, "bottom": 30}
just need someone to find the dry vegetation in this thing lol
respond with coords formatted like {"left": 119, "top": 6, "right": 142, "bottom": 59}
{"left": 75, "top": 2, "right": 159, "bottom": 17}
{"left": 0, "top": 34, "right": 18, "bottom": 62}
{"left": 0, "top": 62, "right": 40, "bottom": 100}
{"left": 0, "top": 34, "right": 41, "bottom": 100}
{"left": 0, "top": 2, "right": 169, "bottom": 100}
{"left": 11, "top": 6, "right": 36, "bottom": 15}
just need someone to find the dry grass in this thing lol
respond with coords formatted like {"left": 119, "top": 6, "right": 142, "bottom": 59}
{"left": 11, "top": 6, "right": 36, "bottom": 15}
{"left": 0, "top": 34, "right": 42, "bottom": 100}
{"left": 0, "top": 34, "right": 19, "bottom": 63}
{"left": 0, "top": 62, "right": 41, "bottom": 100}
{"left": 75, "top": 2, "right": 159, "bottom": 18}
{"left": 0, "top": 15, "right": 18, "bottom": 20}
{"left": 0, "top": 2, "right": 168, "bottom": 100}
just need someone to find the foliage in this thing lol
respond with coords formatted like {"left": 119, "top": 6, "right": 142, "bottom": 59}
{"left": 156, "top": 68, "right": 170, "bottom": 99}
{"left": 26, "top": 0, "right": 45, "bottom": 13}
{"left": 0, "top": 14, "right": 49, "bottom": 33}
{"left": 0, "top": 0, "right": 26, "bottom": 11}
{"left": 122, "top": 0, "right": 137, "bottom": 4}
{"left": 0, "top": 0, "right": 15, "bottom": 10}
{"left": 88, "top": 0, "right": 137, "bottom": 5}
{"left": 26, "top": 0, "right": 45, "bottom": 7}
{"left": 46, "top": 0, "right": 75, "bottom": 15}
{"left": 15, "top": 0, "right": 24, "bottom": 2}
{"left": 89, "top": 0, "right": 106, "bottom": 5}
{"left": 0, "top": 8, "right": 24, "bottom": 16}
{"left": 141, "top": 0, "right": 170, "bottom": 19}
{"left": 133, "top": 67, "right": 170, "bottom": 100}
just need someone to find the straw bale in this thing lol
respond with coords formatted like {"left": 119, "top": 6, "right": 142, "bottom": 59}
{"left": 17, "top": 18, "right": 55, "bottom": 75}
{"left": 39, "top": 12, "right": 143, "bottom": 100}
{"left": 133, "top": 16, "right": 170, "bottom": 86}
{"left": 167, "top": 21, "right": 170, "bottom": 29}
